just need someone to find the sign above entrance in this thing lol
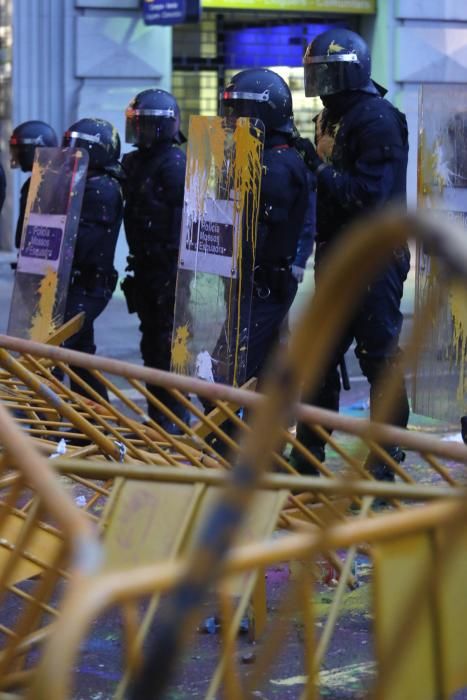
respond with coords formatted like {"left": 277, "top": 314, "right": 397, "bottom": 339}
{"left": 202, "top": 0, "right": 375, "bottom": 13}
{"left": 142, "top": 0, "right": 201, "bottom": 25}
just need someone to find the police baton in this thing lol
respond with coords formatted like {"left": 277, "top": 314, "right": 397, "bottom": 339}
{"left": 339, "top": 356, "right": 351, "bottom": 391}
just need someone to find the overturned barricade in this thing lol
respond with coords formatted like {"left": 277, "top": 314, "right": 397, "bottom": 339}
{"left": 0, "top": 208, "right": 466, "bottom": 698}
{"left": 27, "top": 482, "right": 467, "bottom": 700}
{"left": 0, "top": 396, "right": 99, "bottom": 696}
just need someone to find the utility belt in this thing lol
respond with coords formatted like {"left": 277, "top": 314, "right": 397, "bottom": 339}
{"left": 122, "top": 253, "right": 177, "bottom": 314}
{"left": 253, "top": 262, "right": 293, "bottom": 301}
{"left": 70, "top": 266, "right": 118, "bottom": 292}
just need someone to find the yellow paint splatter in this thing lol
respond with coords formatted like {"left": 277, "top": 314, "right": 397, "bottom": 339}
{"left": 231, "top": 117, "right": 263, "bottom": 384}
{"left": 449, "top": 280, "right": 467, "bottom": 408}
{"left": 17, "top": 161, "right": 47, "bottom": 247}
{"left": 232, "top": 118, "right": 263, "bottom": 246}
{"left": 316, "top": 112, "right": 341, "bottom": 162}
{"left": 327, "top": 41, "right": 346, "bottom": 54}
{"left": 171, "top": 324, "right": 192, "bottom": 374}
{"left": 29, "top": 267, "right": 59, "bottom": 341}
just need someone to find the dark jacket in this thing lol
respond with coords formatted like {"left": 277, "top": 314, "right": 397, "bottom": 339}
{"left": 122, "top": 143, "right": 186, "bottom": 262}
{"left": 314, "top": 89, "right": 409, "bottom": 250}
{"left": 256, "top": 134, "right": 310, "bottom": 267}
{"left": 294, "top": 170, "right": 317, "bottom": 269}
{"left": 72, "top": 170, "right": 123, "bottom": 277}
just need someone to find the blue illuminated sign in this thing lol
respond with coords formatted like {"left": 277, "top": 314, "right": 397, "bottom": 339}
{"left": 223, "top": 22, "right": 347, "bottom": 69}
{"left": 142, "top": 0, "right": 201, "bottom": 26}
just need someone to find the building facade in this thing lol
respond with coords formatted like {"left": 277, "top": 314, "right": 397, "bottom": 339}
{"left": 7, "top": 0, "right": 172, "bottom": 255}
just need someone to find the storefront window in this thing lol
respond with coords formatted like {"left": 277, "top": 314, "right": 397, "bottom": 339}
{"left": 173, "top": 10, "right": 355, "bottom": 140}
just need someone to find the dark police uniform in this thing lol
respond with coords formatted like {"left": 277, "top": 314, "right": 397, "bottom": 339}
{"left": 246, "top": 133, "right": 309, "bottom": 379}
{"left": 62, "top": 169, "right": 122, "bottom": 398}
{"left": 293, "top": 87, "right": 411, "bottom": 470}
{"left": 122, "top": 142, "right": 186, "bottom": 424}
{"left": 293, "top": 170, "right": 317, "bottom": 273}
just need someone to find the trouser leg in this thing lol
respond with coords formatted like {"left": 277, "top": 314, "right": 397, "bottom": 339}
{"left": 62, "top": 286, "right": 110, "bottom": 401}
{"left": 354, "top": 256, "right": 410, "bottom": 480}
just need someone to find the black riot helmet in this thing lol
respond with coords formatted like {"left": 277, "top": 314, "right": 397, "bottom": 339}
{"left": 62, "top": 118, "right": 121, "bottom": 169}
{"left": 125, "top": 89, "right": 185, "bottom": 148}
{"left": 10, "top": 120, "right": 58, "bottom": 172}
{"left": 220, "top": 68, "right": 294, "bottom": 135}
{"left": 303, "top": 28, "right": 371, "bottom": 98}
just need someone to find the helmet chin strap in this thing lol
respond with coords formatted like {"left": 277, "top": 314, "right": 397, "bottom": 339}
{"left": 320, "top": 88, "right": 376, "bottom": 116}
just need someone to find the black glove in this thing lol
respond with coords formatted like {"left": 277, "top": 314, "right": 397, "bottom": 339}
{"left": 294, "top": 136, "right": 323, "bottom": 173}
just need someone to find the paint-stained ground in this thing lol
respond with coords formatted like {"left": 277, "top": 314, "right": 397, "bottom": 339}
{"left": 40, "top": 400, "right": 466, "bottom": 700}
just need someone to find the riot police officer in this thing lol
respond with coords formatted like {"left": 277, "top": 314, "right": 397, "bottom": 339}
{"left": 9, "top": 120, "right": 58, "bottom": 247}
{"left": 290, "top": 28, "right": 411, "bottom": 480}
{"left": 122, "top": 89, "right": 187, "bottom": 431}
{"left": 61, "top": 118, "right": 123, "bottom": 399}
{"left": 220, "top": 68, "right": 310, "bottom": 381}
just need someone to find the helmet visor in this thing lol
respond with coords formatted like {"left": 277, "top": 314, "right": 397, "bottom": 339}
{"left": 303, "top": 52, "right": 359, "bottom": 97}
{"left": 125, "top": 107, "right": 176, "bottom": 146}
{"left": 220, "top": 88, "right": 269, "bottom": 120}
{"left": 9, "top": 136, "right": 39, "bottom": 169}
{"left": 62, "top": 130, "right": 101, "bottom": 148}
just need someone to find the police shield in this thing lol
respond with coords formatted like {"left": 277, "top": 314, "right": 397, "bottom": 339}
{"left": 416, "top": 85, "right": 467, "bottom": 421}
{"left": 8, "top": 147, "right": 89, "bottom": 340}
{"left": 171, "top": 115, "right": 264, "bottom": 387}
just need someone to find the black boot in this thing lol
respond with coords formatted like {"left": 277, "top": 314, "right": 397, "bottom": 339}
{"left": 288, "top": 445, "right": 324, "bottom": 476}
{"left": 367, "top": 446, "right": 406, "bottom": 482}
{"left": 461, "top": 415, "right": 467, "bottom": 445}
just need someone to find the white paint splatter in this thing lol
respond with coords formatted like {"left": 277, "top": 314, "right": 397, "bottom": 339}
{"left": 270, "top": 660, "right": 376, "bottom": 688}
{"left": 195, "top": 350, "right": 215, "bottom": 382}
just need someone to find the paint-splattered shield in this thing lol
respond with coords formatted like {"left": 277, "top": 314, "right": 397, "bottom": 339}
{"left": 416, "top": 85, "right": 467, "bottom": 421}
{"left": 171, "top": 115, "right": 265, "bottom": 387}
{"left": 8, "top": 147, "right": 89, "bottom": 341}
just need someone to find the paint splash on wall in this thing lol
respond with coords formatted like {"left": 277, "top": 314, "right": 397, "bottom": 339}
{"left": 171, "top": 324, "right": 192, "bottom": 374}
{"left": 449, "top": 280, "right": 467, "bottom": 408}
{"left": 418, "top": 130, "right": 450, "bottom": 202}
{"left": 29, "top": 267, "right": 59, "bottom": 341}
{"left": 416, "top": 105, "right": 467, "bottom": 419}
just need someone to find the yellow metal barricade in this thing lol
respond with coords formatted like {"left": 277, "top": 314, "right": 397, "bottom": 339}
{"left": 0, "top": 398, "right": 98, "bottom": 695}
{"left": 1, "top": 207, "right": 466, "bottom": 698}
{"left": 27, "top": 498, "right": 467, "bottom": 700}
